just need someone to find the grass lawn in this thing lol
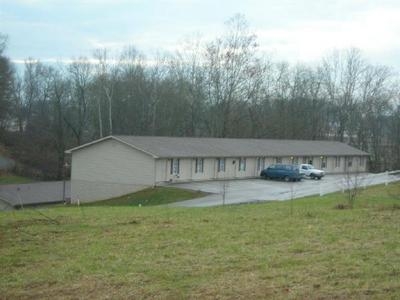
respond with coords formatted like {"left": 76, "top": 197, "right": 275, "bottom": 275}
{"left": 0, "top": 183, "right": 399, "bottom": 299}
{"left": 83, "top": 186, "right": 207, "bottom": 206}
{"left": 0, "top": 174, "right": 35, "bottom": 185}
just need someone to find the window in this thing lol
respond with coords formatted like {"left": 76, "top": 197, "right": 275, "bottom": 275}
{"left": 239, "top": 158, "right": 246, "bottom": 171}
{"left": 217, "top": 158, "right": 225, "bottom": 172}
{"left": 359, "top": 156, "right": 365, "bottom": 167}
{"left": 195, "top": 158, "right": 204, "bottom": 173}
{"left": 321, "top": 156, "right": 327, "bottom": 169}
{"left": 348, "top": 158, "right": 353, "bottom": 168}
{"left": 170, "top": 158, "right": 180, "bottom": 174}
{"left": 257, "top": 157, "right": 265, "bottom": 171}
{"left": 275, "top": 157, "right": 282, "bottom": 163}
{"left": 335, "top": 156, "right": 340, "bottom": 168}
{"left": 303, "top": 157, "right": 313, "bottom": 164}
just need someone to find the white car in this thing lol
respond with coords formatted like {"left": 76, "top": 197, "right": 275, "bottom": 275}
{"left": 299, "top": 164, "right": 325, "bottom": 180}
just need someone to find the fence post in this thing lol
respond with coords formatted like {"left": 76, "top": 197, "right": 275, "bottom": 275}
{"left": 222, "top": 181, "right": 228, "bottom": 206}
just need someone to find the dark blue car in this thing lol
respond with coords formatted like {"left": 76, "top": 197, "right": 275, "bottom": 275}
{"left": 260, "top": 164, "right": 302, "bottom": 182}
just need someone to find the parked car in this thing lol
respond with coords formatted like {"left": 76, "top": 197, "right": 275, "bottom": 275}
{"left": 299, "top": 164, "right": 325, "bottom": 180}
{"left": 260, "top": 164, "right": 302, "bottom": 182}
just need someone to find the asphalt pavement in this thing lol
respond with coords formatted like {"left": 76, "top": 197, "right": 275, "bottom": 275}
{"left": 170, "top": 172, "right": 400, "bottom": 207}
{"left": 1, "top": 172, "right": 398, "bottom": 209}
{"left": 0, "top": 181, "right": 70, "bottom": 208}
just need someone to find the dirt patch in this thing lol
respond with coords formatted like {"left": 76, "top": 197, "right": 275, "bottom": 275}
{"left": 2, "top": 277, "right": 135, "bottom": 300}
{"left": 334, "top": 203, "right": 352, "bottom": 210}
{"left": 375, "top": 203, "right": 400, "bottom": 211}
{"left": 117, "top": 219, "right": 141, "bottom": 225}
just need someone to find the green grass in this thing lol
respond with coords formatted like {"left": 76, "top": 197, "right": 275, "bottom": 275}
{"left": 0, "top": 174, "right": 35, "bottom": 185}
{"left": 0, "top": 183, "right": 399, "bottom": 299}
{"left": 84, "top": 186, "right": 207, "bottom": 206}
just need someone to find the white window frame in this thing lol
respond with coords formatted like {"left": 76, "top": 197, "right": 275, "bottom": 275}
{"left": 217, "top": 158, "right": 225, "bottom": 172}
{"left": 321, "top": 156, "right": 327, "bottom": 169}
{"left": 170, "top": 158, "right": 180, "bottom": 175}
{"left": 335, "top": 156, "right": 340, "bottom": 168}
{"left": 239, "top": 158, "right": 246, "bottom": 171}
{"left": 195, "top": 158, "right": 204, "bottom": 173}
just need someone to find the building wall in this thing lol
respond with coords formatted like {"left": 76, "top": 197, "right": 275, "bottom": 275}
{"left": 71, "top": 139, "right": 155, "bottom": 202}
{"left": 154, "top": 155, "right": 368, "bottom": 184}
{"left": 70, "top": 139, "right": 368, "bottom": 201}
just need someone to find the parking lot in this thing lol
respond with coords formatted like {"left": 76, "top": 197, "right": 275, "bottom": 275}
{"left": 171, "top": 172, "right": 400, "bottom": 207}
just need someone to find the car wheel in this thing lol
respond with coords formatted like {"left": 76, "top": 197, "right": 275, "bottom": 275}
{"left": 284, "top": 176, "right": 290, "bottom": 182}
{"left": 317, "top": 176, "right": 321, "bottom": 180}
{"left": 310, "top": 174, "right": 315, "bottom": 179}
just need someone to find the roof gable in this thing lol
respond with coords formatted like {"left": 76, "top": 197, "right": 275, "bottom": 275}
{"left": 65, "top": 136, "right": 159, "bottom": 158}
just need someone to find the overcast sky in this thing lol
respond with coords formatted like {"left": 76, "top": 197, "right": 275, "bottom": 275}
{"left": 1, "top": 0, "right": 400, "bottom": 70}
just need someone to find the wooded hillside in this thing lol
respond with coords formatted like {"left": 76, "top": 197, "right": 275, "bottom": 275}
{"left": 0, "top": 17, "right": 399, "bottom": 179}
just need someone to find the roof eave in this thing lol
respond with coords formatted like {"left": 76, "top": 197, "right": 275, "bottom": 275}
{"left": 65, "top": 135, "right": 159, "bottom": 158}
{"left": 65, "top": 136, "right": 114, "bottom": 154}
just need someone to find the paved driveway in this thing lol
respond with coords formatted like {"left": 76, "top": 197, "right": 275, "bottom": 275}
{"left": 0, "top": 181, "right": 70, "bottom": 209}
{"left": 171, "top": 172, "right": 400, "bottom": 207}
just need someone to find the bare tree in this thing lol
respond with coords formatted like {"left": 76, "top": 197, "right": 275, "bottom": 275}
{"left": 0, "top": 34, "right": 14, "bottom": 130}
{"left": 66, "top": 57, "right": 92, "bottom": 145}
{"left": 93, "top": 49, "right": 120, "bottom": 136}
{"left": 11, "top": 76, "right": 25, "bottom": 133}
{"left": 342, "top": 167, "right": 364, "bottom": 209}
{"left": 117, "top": 46, "right": 146, "bottom": 134}
{"left": 49, "top": 68, "right": 69, "bottom": 178}
{"left": 358, "top": 65, "right": 393, "bottom": 171}
{"left": 204, "top": 14, "right": 259, "bottom": 137}
{"left": 0, "top": 33, "right": 8, "bottom": 55}
{"left": 322, "top": 49, "right": 364, "bottom": 142}
{"left": 170, "top": 35, "right": 207, "bottom": 136}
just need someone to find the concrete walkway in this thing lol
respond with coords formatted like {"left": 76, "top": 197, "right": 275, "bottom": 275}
{"left": 170, "top": 172, "right": 400, "bottom": 207}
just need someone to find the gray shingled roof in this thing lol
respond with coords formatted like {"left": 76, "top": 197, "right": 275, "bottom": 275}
{"left": 113, "top": 136, "right": 369, "bottom": 158}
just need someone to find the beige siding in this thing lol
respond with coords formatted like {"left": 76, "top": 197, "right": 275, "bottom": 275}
{"left": 345, "top": 156, "right": 367, "bottom": 173}
{"left": 153, "top": 154, "right": 368, "bottom": 184}
{"left": 240, "top": 157, "right": 256, "bottom": 178}
{"left": 155, "top": 159, "right": 168, "bottom": 182}
{"left": 328, "top": 156, "right": 345, "bottom": 173}
{"left": 214, "top": 159, "right": 225, "bottom": 179}
{"left": 192, "top": 158, "right": 215, "bottom": 181}
{"left": 71, "top": 139, "right": 155, "bottom": 202}
{"left": 157, "top": 158, "right": 193, "bottom": 183}
{"left": 225, "top": 158, "right": 237, "bottom": 178}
